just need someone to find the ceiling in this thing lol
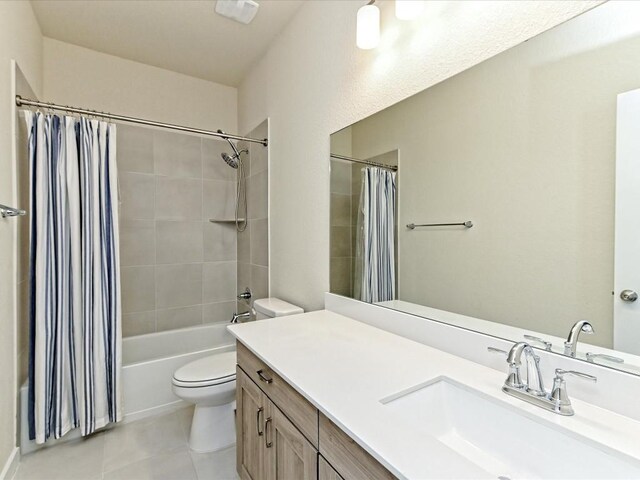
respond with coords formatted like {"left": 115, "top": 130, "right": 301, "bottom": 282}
{"left": 31, "top": 0, "right": 304, "bottom": 87}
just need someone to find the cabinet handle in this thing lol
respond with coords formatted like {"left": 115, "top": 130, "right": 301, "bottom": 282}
{"left": 257, "top": 369, "right": 273, "bottom": 384}
{"left": 256, "top": 407, "right": 264, "bottom": 436}
{"left": 265, "top": 416, "right": 273, "bottom": 448}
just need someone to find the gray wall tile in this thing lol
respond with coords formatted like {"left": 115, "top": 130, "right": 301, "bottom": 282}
{"left": 122, "top": 266, "right": 156, "bottom": 313}
{"left": 154, "top": 130, "right": 202, "bottom": 178}
{"left": 120, "top": 172, "right": 155, "bottom": 220}
{"left": 330, "top": 160, "right": 351, "bottom": 195}
{"left": 156, "top": 263, "right": 202, "bottom": 309}
{"left": 118, "top": 125, "right": 154, "bottom": 174}
{"left": 250, "top": 265, "right": 269, "bottom": 301}
{"left": 247, "top": 171, "right": 268, "bottom": 220}
{"left": 203, "top": 179, "right": 236, "bottom": 220}
{"left": 120, "top": 219, "right": 155, "bottom": 266}
{"left": 330, "top": 226, "right": 351, "bottom": 258}
{"left": 203, "top": 261, "right": 236, "bottom": 303}
{"left": 119, "top": 127, "right": 239, "bottom": 336}
{"left": 203, "top": 301, "right": 236, "bottom": 324}
{"left": 237, "top": 223, "right": 250, "bottom": 264}
{"left": 156, "top": 221, "right": 203, "bottom": 264}
{"left": 237, "top": 262, "right": 250, "bottom": 293}
{"left": 330, "top": 257, "right": 352, "bottom": 297}
{"left": 155, "top": 177, "right": 202, "bottom": 220}
{"left": 330, "top": 193, "right": 351, "bottom": 227}
{"left": 157, "top": 305, "right": 203, "bottom": 332}
{"left": 204, "top": 222, "right": 236, "bottom": 262}
{"left": 122, "top": 311, "right": 156, "bottom": 337}
{"left": 250, "top": 219, "right": 268, "bottom": 267}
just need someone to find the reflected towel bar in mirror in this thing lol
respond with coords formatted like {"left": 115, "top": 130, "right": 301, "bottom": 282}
{"left": 407, "top": 221, "right": 473, "bottom": 229}
{"left": 0, "top": 204, "right": 26, "bottom": 218}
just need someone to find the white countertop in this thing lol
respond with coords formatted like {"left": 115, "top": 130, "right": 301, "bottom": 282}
{"left": 228, "top": 310, "right": 640, "bottom": 479}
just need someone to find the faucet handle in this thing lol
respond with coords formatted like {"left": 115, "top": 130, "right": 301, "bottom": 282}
{"left": 551, "top": 369, "right": 597, "bottom": 415}
{"left": 524, "top": 335, "right": 552, "bottom": 351}
{"left": 586, "top": 352, "right": 624, "bottom": 364}
{"left": 554, "top": 369, "right": 597, "bottom": 383}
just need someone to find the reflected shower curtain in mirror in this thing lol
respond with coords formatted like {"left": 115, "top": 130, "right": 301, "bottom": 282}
{"left": 355, "top": 167, "right": 397, "bottom": 303}
{"left": 25, "top": 111, "right": 122, "bottom": 443}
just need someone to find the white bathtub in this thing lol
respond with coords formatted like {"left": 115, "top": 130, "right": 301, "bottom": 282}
{"left": 20, "top": 323, "right": 235, "bottom": 454}
{"left": 122, "top": 323, "right": 235, "bottom": 419}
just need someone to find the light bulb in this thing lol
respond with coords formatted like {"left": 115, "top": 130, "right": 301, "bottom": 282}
{"left": 395, "top": 0, "right": 424, "bottom": 20}
{"left": 356, "top": 4, "right": 380, "bottom": 50}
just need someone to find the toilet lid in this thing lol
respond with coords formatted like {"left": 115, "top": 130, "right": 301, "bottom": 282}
{"left": 172, "top": 351, "right": 236, "bottom": 388}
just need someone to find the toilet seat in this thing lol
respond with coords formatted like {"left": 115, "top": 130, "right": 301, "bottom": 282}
{"left": 172, "top": 351, "right": 236, "bottom": 388}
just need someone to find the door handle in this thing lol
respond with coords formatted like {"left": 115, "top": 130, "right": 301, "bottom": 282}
{"left": 256, "top": 407, "right": 264, "bottom": 436}
{"left": 257, "top": 369, "right": 273, "bottom": 384}
{"left": 265, "top": 416, "right": 273, "bottom": 448}
{"left": 620, "top": 290, "right": 638, "bottom": 302}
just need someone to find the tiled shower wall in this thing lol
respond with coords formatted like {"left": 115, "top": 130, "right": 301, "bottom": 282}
{"left": 118, "top": 125, "right": 238, "bottom": 336}
{"left": 237, "top": 120, "right": 269, "bottom": 313}
{"left": 329, "top": 160, "right": 353, "bottom": 297}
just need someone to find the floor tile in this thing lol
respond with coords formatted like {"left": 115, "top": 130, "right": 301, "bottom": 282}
{"left": 16, "top": 433, "right": 105, "bottom": 480}
{"left": 190, "top": 446, "right": 239, "bottom": 480}
{"left": 104, "top": 448, "right": 197, "bottom": 480}
{"left": 103, "top": 412, "right": 187, "bottom": 473}
{"left": 176, "top": 405, "right": 195, "bottom": 439}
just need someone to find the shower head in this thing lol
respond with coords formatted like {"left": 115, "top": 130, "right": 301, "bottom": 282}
{"left": 222, "top": 152, "right": 239, "bottom": 169}
{"left": 217, "top": 129, "right": 247, "bottom": 169}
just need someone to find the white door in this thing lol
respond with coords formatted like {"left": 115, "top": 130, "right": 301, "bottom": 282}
{"left": 614, "top": 88, "right": 640, "bottom": 355}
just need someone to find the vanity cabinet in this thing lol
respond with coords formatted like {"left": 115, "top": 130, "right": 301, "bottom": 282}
{"left": 237, "top": 367, "right": 317, "bottom": 480}
{"left": 236, "top": 341, "right": 395, "bottom": 480}
{"left": 318, "top": 456, "right": 343, "bottom": 480}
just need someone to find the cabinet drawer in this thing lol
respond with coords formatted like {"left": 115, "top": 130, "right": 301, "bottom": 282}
{"left": 319, "top": 414, "right": 396, "bottom": 480}
{"left": 237, "top": 341, "right": 318, "bottom": 448}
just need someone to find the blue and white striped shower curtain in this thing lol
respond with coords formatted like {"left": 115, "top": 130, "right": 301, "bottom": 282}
{"left": 355, "top": 167, "right": 397, "bottom": 303}
{"left": 25, "top": 112, "right": 122, "bottom": 444}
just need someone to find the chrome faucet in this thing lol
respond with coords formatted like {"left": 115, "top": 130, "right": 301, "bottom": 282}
{"left": 230, "top": 311, "right": 252, "bottom": 324}
{"left": 489, "top": 342, "right": 597, "bottom": 416}
{"left": 564, "top": 320, "right": 594, "bottom": 357}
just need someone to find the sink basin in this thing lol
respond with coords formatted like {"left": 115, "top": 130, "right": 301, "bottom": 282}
{"left": 381, "top": 377, "right": 640, "bottom": 479}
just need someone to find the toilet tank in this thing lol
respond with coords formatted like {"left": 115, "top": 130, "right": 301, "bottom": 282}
{"left": 253, "top": 298, "right": 303, "bottom": 320}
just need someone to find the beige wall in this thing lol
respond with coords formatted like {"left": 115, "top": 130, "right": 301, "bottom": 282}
{"left": 238, "top": 0, "right": 602, "bottom": 312}
{"left": 43, "top": 38, "right": 237, "bottom": 133}
{"left": 348, "top": 1, "right": 640, "bottom": 348}
{"left": 0, "top": 2, "right": 42, "bottom": 476}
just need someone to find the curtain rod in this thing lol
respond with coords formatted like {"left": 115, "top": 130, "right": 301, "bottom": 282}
{"left": 330, "top": 153, "right": 398, "bottom": 171}
{"left": 15, "top": 95, "right": 268, "bottom": 147}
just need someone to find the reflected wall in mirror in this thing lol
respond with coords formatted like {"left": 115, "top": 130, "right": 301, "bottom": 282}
{"left": 330, "top": 2, "right": 640, "bottom": 376}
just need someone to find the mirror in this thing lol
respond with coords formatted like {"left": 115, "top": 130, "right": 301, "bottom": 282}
{"left": 329, "top": 2, "right": 640, "bottom": 375}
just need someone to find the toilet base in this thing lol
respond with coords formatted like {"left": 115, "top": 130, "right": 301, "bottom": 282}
{"left": 188, "top": 401, "right": 236, "bottom": 453}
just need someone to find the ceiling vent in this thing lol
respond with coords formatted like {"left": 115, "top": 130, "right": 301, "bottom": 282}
{"left": 215, "top": 0, "right": 260, "bottom": 25}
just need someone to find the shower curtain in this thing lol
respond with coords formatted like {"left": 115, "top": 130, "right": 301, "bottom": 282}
{"left": 26, "top": 111, "right": 122, "bottom": 443}
{"left": 354, "top": 167, "right": 397, "bottom": 303}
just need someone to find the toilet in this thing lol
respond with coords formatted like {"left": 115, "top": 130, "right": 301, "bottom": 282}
{"left": 172, "top": 297, "right": 303, "bottom": 453}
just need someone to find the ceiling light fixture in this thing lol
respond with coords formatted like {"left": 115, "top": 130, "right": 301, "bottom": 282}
{"left": 215, "top": 0, "right": 260, "bottom": 25}
{"left": 395, "top": 0, "right": 425, "bottom": 20}
{"left": 357, "top": 0, "right": 380, "bottom": 50}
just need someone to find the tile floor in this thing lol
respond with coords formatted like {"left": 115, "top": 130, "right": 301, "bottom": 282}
{"left": 13, "top": 407, "right": 239, "bottom": 480}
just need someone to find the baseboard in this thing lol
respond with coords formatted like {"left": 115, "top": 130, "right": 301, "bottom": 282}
{"left": 0, "top": 447, "right": 19, "bottom": 480}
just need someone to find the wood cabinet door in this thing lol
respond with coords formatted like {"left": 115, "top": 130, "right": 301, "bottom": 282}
{"left": 237, "top": 367, "right": 268, "bottom": 480}
{"left": 319, "top": 455, "right": 343, "bottom": 480}
{"left": 265, "top": 402, "right": 318, "bottom": 480}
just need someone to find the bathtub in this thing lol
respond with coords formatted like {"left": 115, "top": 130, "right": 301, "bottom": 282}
{"left": 122, "top": 323, "right": 235, "bottom": 419}
{"left": 20, "top": 323, "right": 235, "bottom": 454}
